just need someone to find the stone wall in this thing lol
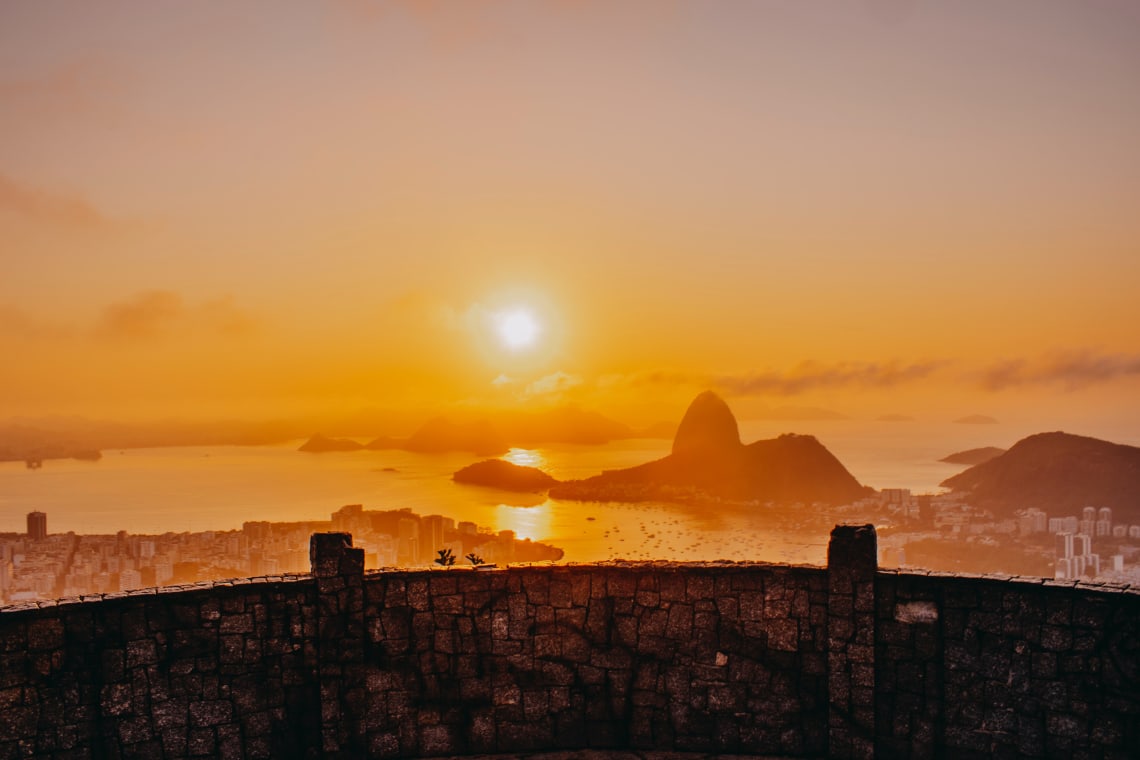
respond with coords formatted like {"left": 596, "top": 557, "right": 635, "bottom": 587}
{"left": 875, "top": 569, "right": 1140, "bottom": 758}
{"left": 351, "top": 556, "right": 829, "bottom": 758}
{"left": 1, "top": 528, "right": 1138, "bottom": 759}
{"left": 0, "top": 576, "right": 319, "bottom": 758}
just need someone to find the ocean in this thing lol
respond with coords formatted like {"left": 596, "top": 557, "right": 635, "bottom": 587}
{"left": 2, "top": 419, "right": 1133, "bottom": 565}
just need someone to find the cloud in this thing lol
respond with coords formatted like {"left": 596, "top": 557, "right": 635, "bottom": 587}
{"left": 491, "top": 374, "right": 513, "bottom": 386}
{"left": 598, "top": 360, "right": 947, "bottom": 397}
{"left": 597, "top": 369, "right": 702, "bottom": 390}
{"left": 0, "top": 172, "right": 112, "bottom": 230}
{"left": 525, "top": 371, "right": 582, "bottom": 397}
{"left": 95, "top": 290, "right": 257, "bottom": 341}
{"left": 96, "top": 291, "right": 184, "bottom": 340}
{"left": 718, "top": 360, "right": 947, "bottom": 396}
{"left": 979, "top": 351, "right": 1140, "bottom": 391}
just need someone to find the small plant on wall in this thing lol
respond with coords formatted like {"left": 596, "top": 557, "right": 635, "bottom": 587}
{"left": 434, "top": 548, "right": 456, "bottom": 567}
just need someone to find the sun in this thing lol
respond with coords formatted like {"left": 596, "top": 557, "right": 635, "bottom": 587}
{"left": 494, "top": 308, "right": 541, "bottom": 351}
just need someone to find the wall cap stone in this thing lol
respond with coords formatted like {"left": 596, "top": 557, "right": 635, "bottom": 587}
{"left": 888, "top": 568, "right": 1137, "bottom": 596}
{"left": 5, "top": 558, "right": 1135, "bottom": 617}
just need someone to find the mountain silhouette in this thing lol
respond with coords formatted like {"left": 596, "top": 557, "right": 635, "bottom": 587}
{"left": 550, "top": 391, "right": 870, "bottom": 505}
{"left": 402, "top": 418, "right": 511, "bottom": 456}
{"left": 671, "top": 390, "right": 741, "bottom": 457}
{"left": 298, "top": 434, "right": 364, "bottom": 452}
{"left": 359, "top": 407, "right": 639, "bottom": 455}
{"left": 940, "top": 431, "right": 1140, "bottom": 520}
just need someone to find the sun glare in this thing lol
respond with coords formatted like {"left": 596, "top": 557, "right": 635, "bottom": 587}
{"left": 503, "top": 448, "right": 545, "bottom": 468}
{"left": 495, "top": 308, "right": 541, "bottom": 351}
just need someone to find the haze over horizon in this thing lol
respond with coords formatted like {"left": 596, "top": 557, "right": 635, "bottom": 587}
{"left": 3, "top": 1, "right": 1139, "bottom": 435}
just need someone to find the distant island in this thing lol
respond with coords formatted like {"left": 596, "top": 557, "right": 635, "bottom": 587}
{"left": 298, "top": 434, "right": 364, "bottom": 452}
{"left": 2, "top": 404, "right": 646, "bottom": 464}
{"left": 939, "top": 446, "right": 1006, "bottom": 466}
{"left": 940, "top": 431, "right": 1140, "bottom": 521}
{"left": 549, "top": 391, "right": 872, "bottom": 506}
{"left": 365, "top": 418, "right": 510, "bottom": 456}
{"left": 302, "top": 406, "right": 643, "bottom": 457}
{"left": 954, "top": 414, "right": 999, "bottom": 425}
{"left": 452, "top": 459, "right": 559, "bottom": 491}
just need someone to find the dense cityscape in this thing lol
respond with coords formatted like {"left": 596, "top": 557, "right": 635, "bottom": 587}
{"left": 1, "top": 505, "right": 561, "bottom": 605}
{"left": 5, "top": 488, "right": 1140, "bottom": 606}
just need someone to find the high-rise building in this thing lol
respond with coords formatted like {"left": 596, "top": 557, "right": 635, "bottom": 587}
{"left": 397, "top": 518, "right": 419, "bottom": 566}
{"left": 1095, "top": 506, "right": 1112, "bottom": 537}
{"left": 1055, "top": 532, "right": 1074, "bottom": 559}
{"left": 1055, "top": 532, "right": 1101, "bottom": 580}
{"left": 1049, "top": 515, "right": 1079, "bottom": 534}
{"left": 332, "top": 504, "right": 366, "bottom": 535}
{"left": 26, "top": 511, "right": 47, "bottom": 541}
{"left": 420, "top": 515, "right": 454, "bottom": 563}
{"left": 1054, "top": 557, "right": 1072, "bottom": 580}
{"left": 119, "top": 568, "right": 143, "bottom": 592}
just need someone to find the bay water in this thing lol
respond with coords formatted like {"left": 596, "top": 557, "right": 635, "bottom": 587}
{"left": 2, "top": 419, "right": 1131, "bottom": 565}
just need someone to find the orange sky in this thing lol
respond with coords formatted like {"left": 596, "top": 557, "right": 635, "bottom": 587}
{"left": 2, "top": 1, "right": 1139, "bottom": 431}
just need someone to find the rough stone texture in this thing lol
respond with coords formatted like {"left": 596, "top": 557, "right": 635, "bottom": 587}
{"left": 827, "top": 525, "right": 877, "bottom": 760}
{"left": 0, "top": 576, "right": 319, "bottom": 760}
{"left": 876, "top": 570, "right": 1140, "bottom": 759}
{"left": 1, "top": 528, "right": 1138, "bottom": 759}
{"left": 355, "top": 562, "right": 829, "bottom": 758}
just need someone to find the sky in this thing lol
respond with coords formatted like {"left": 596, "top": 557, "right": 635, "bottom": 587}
{"left": 2, "top": 0, "right": 1139, "bottom": 432}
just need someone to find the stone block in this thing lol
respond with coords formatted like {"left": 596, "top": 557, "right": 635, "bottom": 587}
{"left": 189, "top": 699, "right": 233, "bottom": 727}
{"left": 607, "top": 573, "right": 636, "bottom": 599}
{"left": 26, "top": 618, "right": 64, "bottom": 651}
{"left": 549, "top": 580, "right": 573, "bottom": 608}
{"left": 687, "top": 574, "right": 715, "bottom": 602}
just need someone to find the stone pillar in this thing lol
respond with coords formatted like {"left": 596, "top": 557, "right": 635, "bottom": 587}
{"left": 310, "top": 532, "right": 366, "bottom": 757}
{"left": 827, "top": 524, "right": 877, "bottom": 759}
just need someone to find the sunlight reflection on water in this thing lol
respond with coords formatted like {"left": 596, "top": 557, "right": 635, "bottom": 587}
{"left": 502, "top": 448, "right": 545, "bottom": 468}
{"left": 493, "top": 500, "right": 552, "bottom": 542}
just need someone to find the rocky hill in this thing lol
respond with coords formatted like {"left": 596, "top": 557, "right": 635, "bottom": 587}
{"left": 550, "top": 391, "right": 871, "bottom": 505}
{"left": 298, "top": 434, "right": 364, "bottom": 452}
{"left": 361, "top": 407, "right": 639, "bottom": 455}
{"left": 940, "top": 431, "right": 1140, "bottom": 520}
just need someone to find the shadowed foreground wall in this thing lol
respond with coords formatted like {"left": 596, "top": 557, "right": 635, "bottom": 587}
{"left": 1, "top": 527, "right": 1137, "bottom": 759}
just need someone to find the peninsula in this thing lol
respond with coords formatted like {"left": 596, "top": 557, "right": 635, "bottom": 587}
{"left": 549, "top": 391, "right": 871, "bottom": 506}
{"left": 941, "top": 431, "right": 1140, "bottom": 521}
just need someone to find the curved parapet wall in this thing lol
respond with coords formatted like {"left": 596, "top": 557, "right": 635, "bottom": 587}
{"left": 1, "top": 527, "right": 1138, "bottom": 758}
